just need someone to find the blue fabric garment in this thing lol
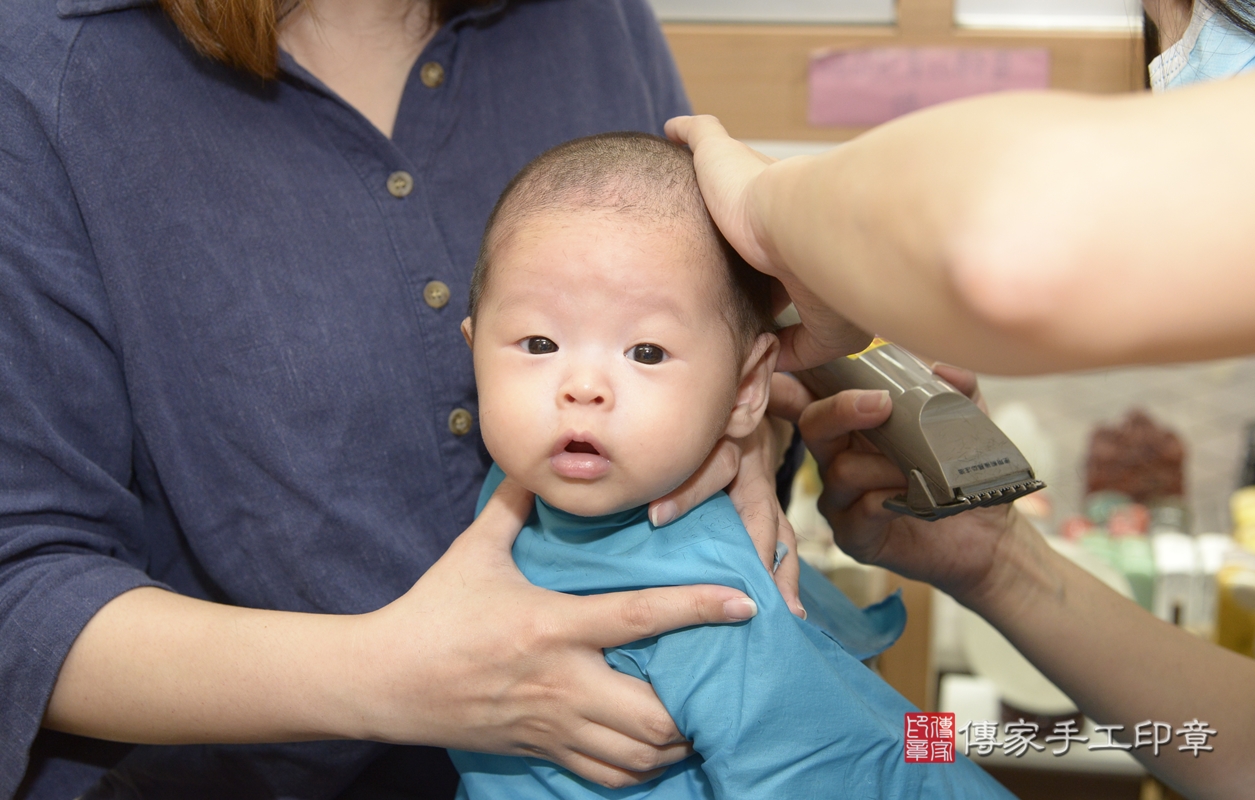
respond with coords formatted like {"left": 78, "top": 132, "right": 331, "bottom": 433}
{"left": 797, "top": 558, "right": 907, "bottom": 661}
{"left": 451, "top": 467, "right": 1014, "bottom": 800}
{"left": 1149, "top": 0, "right": 1255, "bottom": 91}
{"left": 0, "top": 0, "right": 689, "bottom": 797}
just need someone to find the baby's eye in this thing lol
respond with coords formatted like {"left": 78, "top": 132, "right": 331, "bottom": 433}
{"left": 525, "top": 337, "right": 558, "bottom": 355}
{"left": 628, "top": 343, "right": 666, "bottom": 365}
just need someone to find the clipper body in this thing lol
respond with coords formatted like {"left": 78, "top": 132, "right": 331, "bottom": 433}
{"left": 796, "top": 341, "right": 1045, "bottom": 521}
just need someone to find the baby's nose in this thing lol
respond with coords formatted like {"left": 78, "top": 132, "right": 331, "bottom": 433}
{"left": 563, "top": 382, "right": 607, "bottom": 406}
{"left": 560, "top": 370, "right": 613, "bottom": 407}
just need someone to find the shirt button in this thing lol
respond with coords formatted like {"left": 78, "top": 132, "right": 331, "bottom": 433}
{"left": 423, "top": 280, "right": 451, "bottom": 309}
{"left": 448, "top": 408, "right": 473, "bottom": 436}
{"left": 387, "top": 171, "right": 413, "bottom": 198}
{"left": 420, "top": 62, "right": 446, "bottom": 88}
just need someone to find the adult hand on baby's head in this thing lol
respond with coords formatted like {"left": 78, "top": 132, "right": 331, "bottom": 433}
{"left": 774, "top": 367, "right": 1018, "bottom": 606}
{"left": 357, "top": 476, "right": 759, "bottom": 789}
{"left": 664, "top": 115, "right": 776, "bottom": 271}
{"left": 648, "top": 416, "right": 807, "bottom": 620}
{"left": 665, "top": 115, "right": 871, "bottom": 369}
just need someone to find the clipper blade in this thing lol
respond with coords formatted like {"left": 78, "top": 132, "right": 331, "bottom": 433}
{"left": 796, "top": 341, "right": 1044, "bottom": 522}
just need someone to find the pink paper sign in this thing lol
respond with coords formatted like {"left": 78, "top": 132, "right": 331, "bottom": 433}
{"left": 809, "top": 47, "right": 1051, "bottom": 127}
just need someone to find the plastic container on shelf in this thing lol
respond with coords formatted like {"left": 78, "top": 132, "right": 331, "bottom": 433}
{"left": 1078, "top": 503, "right": 1155, "bottom": 611}
{"left": 1196, "top": 533, "right": 1235, "bottom": 635}
{"left": 1151, "top": 531, "right": 1198, "bottom": 626}
{"left": 1078, "top": 529, "right": 1116, "bottom": 569}
{"left": 1231, "top": 485, "right": 1255, "bottom": 551}
{"left": 1084, "top": 491, "right": 1132, "bottom": 527}
{"left": 1115, "top": 534, "right": 1155, "bottom": 611}
{"left": 1239, "top": 422, "right": 1255, "bottom": 489}
{"left": 1216, "top": 486, "right": 1255, "bottom": 655}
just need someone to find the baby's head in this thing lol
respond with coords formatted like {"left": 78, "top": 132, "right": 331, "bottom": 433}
{"left": 462, "top": 132, "right": 778, "bottom": 516}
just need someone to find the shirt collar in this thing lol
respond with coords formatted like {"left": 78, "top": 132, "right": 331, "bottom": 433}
{"left": 450, "top": 0, "right": 508, "bottom": 27}
{"left": 58, "top": 0, "right": 153, "bottom": 18}
{"left": 535, "top": 497, "right": 651, "bottom": 544}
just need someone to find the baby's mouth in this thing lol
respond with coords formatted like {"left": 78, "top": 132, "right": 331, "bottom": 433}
{"left": 550, "top": 433, "right": 610, "bottom": 479}
{"left": 551, "top": 432, "right": 607, "bottom": 459}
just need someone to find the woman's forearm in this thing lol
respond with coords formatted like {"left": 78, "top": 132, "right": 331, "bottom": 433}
{"left": 44, "top": 586, "right": 369, "bottom": 743}
{"left": 754, "top": 75, "right": 1255, "bottom": 374}
{"left": 37, "top": 479, "right": 764, "bottom": 788}
{"left": 964, "top": 519, "right": 1255, "bottom": 799}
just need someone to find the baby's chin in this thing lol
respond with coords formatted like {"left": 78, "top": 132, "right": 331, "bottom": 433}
{"left": 501, "top": 460, "right": 697, "bottom": 518}
{"left": 530, "top": 476, "right": 682, "bottom": 518}
{"left": 536, "top": 487, "right": 656, "bottom": 518}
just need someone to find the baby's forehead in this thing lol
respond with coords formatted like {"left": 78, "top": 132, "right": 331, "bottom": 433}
{"left": 488, "top": 209, "right": 728, "bottom": 314}
{"left": 502, "top": 208, "right": 719, "bottom": 279}
{"left": 512, "top": 203, "right": 703, "bottom": 238}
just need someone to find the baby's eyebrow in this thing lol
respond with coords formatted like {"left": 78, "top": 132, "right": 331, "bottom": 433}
{"left": 632, "top": 292, "right": 695, "bottom": 325}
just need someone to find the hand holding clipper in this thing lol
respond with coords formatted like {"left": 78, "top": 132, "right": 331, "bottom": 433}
{"left": 794, "top": 340, "right": 1044, "bottom": 521}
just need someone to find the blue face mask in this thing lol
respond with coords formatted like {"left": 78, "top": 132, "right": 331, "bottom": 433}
{"left": 1150, "top": 0, "right": 1255, "bottom": 91}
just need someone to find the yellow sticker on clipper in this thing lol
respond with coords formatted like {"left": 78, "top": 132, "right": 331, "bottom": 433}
{"left": 847, "top": 336, "right": 890, "bottom": 359}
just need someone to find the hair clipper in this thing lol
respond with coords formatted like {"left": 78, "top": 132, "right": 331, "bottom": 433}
{"left": 794, "top": 338, "right": 1045, "bottom": 521}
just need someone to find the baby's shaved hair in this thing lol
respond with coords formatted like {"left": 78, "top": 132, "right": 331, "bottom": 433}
{"left": 469, "top": 132, "right": 775, "bottom": 355}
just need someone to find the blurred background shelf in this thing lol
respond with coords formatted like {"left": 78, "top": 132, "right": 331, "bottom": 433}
{"left": 657, "top": 0, "right": 1144, "bottom": 142}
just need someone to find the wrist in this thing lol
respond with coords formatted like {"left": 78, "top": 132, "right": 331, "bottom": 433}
{"left": 334, "top": 603, "right": 450, "bottom": 747}
{"left": 304, "top": 610, "right": 394, "bottom": 743}
{"left": 955, "top": 509, "right": 1062, "bottom": 626}
{"left": 332, "top": 607, "right": 400, "bottom": 743}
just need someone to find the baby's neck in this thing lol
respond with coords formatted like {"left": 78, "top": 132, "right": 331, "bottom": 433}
{"left": 532, "top": 496, "right": 652, "bottom": 545}
{"left": 536, "top": 494, "right": 654, "bottom": 522}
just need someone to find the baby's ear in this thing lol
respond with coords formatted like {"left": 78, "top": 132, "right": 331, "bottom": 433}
{"left": 724, "top": 332, "right": 779, "bottom": 438}
{"left": 460, "top": 317, "right": 474, "bottom": 349}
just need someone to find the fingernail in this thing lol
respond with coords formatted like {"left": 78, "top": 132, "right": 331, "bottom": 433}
{"left": 650, "top": 501, "right": 678, "bottom": 528}
{"left": 724, "top": 597, "right": 758, "bottom": 620}
{"left": 792, "top": 602, "right": 808, "bottom": 620}
{"left": 854, "top": 390, "right": 889, "bottom": 413}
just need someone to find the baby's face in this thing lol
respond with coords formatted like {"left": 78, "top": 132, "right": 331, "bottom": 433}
{"left": 466, "top": 210, "right": 747, "bottom": 516}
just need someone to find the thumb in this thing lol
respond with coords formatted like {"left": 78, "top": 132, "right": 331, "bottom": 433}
{"left": 775, "top": 314, "right": 874, "bottom": 372}
{"left": 767, "top": 373, "right": 815, "bottom": 424}
{"left": 464, "top": 476, "right": 535, "bottom": 550}
{"left": 570, "top": 584, "right": 759, "bottom": 649}
{"left": 665, "top": 113, "right": 728, "bottom": 149}
{"left": 775, "top": 324, "right": 851, "bottom": 373}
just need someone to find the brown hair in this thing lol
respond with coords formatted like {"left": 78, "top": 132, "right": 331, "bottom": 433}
{"left": 469, "top": 132, "right": 776, "bottom": 356}
{"left": 158, "top": 0, "right": 495, "bottom": 79}
{"left": 1215, "top": 0, "right": 1255, "bottom": 36}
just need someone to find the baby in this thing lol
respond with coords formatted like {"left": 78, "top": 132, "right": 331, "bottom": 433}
{"left": 453, "top": 133, "right": 1011, "bottom": 799}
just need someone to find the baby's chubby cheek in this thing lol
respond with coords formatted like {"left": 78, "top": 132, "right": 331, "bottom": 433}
{"left": 476, "top": 400, "right": 530, "bottom": 467}
{"left": 617, "top": 408, "right": 728, "bottom": 494}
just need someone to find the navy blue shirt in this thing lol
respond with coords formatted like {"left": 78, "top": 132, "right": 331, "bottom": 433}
{"left": 0, "top": 0, "right": 688, "bottom": 796}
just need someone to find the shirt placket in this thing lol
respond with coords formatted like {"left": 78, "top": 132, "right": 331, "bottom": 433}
{"left": 281, "top": 28, "right": 482, "bottom": 536}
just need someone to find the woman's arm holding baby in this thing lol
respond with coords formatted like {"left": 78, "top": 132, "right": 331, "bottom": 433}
{"left": 47, "top": 479, "right": 759, "bottom": 789}
{"left": 783, "top": 376, "right": 1255, "bottom": 800}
